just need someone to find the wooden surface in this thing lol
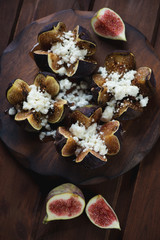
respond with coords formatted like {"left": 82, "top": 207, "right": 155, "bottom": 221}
{"left": 0, "top": 1, "right": 160, "bottom": 239}
{"left": 0, "top": 9, "right": 160, "bottom": 184}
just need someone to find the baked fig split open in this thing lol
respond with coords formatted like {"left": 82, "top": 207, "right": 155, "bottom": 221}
{"left": 31, "top": 22, "right": 97, "bottom": 78}
{"left": 86, "top": 195, "right": 120, "bottom": 229}
{"left": 43, "top": 183, "right": 85, "bottom": 223}
{"left": 6, "top": 72, "right": 67, "bottom": 131}
{"left": 91, "top": 51, "right": 155, "bottom": 121}
{"left": 55, "top": 107, "right": 120, "bottom": 169}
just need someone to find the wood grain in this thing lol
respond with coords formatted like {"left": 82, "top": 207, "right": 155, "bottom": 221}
{"left": 0, "top": 141, "right": 40, "bottom": 240}
{"left": 123, "top": 138, "right": 160, "bottom": 240}
{"left": 0, "top": 9, "right": 160, "bottom": 184}
{"left": 0, "top": 0, "right": 21, "bottom": 55}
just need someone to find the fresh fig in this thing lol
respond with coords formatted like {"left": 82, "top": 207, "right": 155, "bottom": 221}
{"left": 91, "top": 8, "right": 126, "bottom": 41}
{"left": 86, "top": 195, "right": 120, "bottom": 229}
{"left": 43, "top": 183, "right": 85, "bottom": 223}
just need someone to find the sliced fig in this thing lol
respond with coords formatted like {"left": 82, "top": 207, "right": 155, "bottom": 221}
{"left": 31, "top": 22, "right": 97, "bottom": 78}
{"left": 43, "top": 183, "right": 85, "bottom": 223}
{"left": 86, "top": 195, "right": 120, "bottom": 229}
{"left": 91, "top": 8, "right": 126, "bottom": 41}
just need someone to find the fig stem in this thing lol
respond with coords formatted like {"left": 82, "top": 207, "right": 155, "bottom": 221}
{"left": 43, "top": 215, "right": 48, "bottom": 224}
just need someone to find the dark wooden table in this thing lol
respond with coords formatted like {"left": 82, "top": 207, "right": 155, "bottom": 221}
{"left": 0, "top": 1, "right": 160, "bottom": 239}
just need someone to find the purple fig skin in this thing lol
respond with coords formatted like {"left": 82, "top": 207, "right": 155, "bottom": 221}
{"left": 43, "top": 183, "right": 85, "bottom": 223}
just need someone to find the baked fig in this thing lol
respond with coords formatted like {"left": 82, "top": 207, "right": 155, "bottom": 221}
{"left": 55, "top": 115, "right": 120, "bottom": 169}
{"left": 91, "top": 51, "right": 154, "bottom": 121}
{"left": 86, "top": 195, "right": 120, "bottom": 229}
{"left": 32, "top": 22, "right": 97, "bottom": 78}
{"left": 43, "top": 183, "right": 85, "bottom": 223}
{"left": 91, "top": 8, "right": 126, "bottom": 41}
{"left": 6, "top": 72, "right": 67, "bottom": 131}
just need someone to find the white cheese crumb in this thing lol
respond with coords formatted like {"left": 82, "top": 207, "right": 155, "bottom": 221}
{"left": 8, "top": 107, "right": 16, "bottom": 115}
{"left": 69, "top": 122, "right": 108, "bottom": 156}
{"left": 56, "top": 78, "right": 92, "bottom": 110}
{"left": 39, "top": 130, "right": 56, "bottom": 141}
{"left": 50, "top": 30, "right": 88, "bottom": 75}
{"left": 22, "top": 85, "right": 54, "bottom": 114}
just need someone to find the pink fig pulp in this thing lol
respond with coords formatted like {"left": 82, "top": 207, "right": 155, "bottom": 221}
{"left": 86, "top": 195, "right": 120, "bottom": 229}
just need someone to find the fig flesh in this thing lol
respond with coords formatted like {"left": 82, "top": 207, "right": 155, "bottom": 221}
{"left": 43, "top": 183, "right": 85, "bottom": 223}
{"left": 91, "top": 8, "right": 126, "bottom": 41}
{"left": 86, "top": 195, "right": 120, "bottom": 229}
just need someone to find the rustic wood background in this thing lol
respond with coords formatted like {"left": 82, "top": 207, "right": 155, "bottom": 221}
{"left": 0, "top": 0, "right": 160, "bottom": 239}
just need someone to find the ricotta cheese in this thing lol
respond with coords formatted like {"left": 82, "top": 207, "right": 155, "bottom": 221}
{"left": 69, "top": 122, "right": 108, "bottom": 156}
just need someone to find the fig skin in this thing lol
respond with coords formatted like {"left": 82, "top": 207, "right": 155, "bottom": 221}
{"left": 43, "top": 183, "right": 85, "bottom": 223}
{"left": 86, "top": 195, "right": 120, "bottom": 229}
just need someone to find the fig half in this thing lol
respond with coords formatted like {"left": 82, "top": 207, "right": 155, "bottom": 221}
{"left": 43, "top": 183, "right": 85, "bottom": 223}
{"left": 91, "top": 8, "right": 126, "bottom": 41}
{"left": 86, "top": 195, "right": 120, "bottom": 229}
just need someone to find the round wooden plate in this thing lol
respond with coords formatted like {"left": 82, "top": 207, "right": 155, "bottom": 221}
{"left": 0, "top": 10, "right": 160, "bottom": 184}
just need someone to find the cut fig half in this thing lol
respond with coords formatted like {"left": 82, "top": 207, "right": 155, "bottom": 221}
{"left": 43, "top": 183, "right": 85, "bottom": 223}
{"left": 91, "top": 8, "right": 126, "bottom": 41}
{"left": 86, "top": 195, "right": 120, "bottom": 229}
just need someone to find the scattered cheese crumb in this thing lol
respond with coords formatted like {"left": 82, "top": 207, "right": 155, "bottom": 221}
{"left": 69, "top": 122, "right": 108, "bottom": 156}
{"left": 8, "top": 107, "right": 16, "bottom": 115}
{"left": 56, "top": 78, "right": 92, "bottom": 110}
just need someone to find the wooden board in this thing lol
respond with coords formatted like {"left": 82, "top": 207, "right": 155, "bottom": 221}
{"left": 0, "top": 9, "right": 160, "bottom": 184}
